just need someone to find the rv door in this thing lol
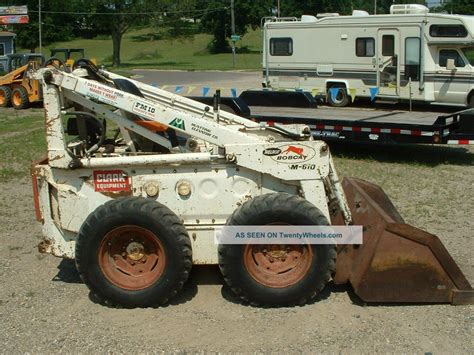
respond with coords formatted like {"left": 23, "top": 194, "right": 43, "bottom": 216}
{"left": 377, "top": 29, "right": 400, "bottom": 96}
{"left": 434, "top": 48, "right": 472, "bottom": 105}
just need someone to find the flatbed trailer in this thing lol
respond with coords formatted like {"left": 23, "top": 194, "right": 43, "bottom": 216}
{"left": 249, "top": 106, "right": 474, "bottom": 145}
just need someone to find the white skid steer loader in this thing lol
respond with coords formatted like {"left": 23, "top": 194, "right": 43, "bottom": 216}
{"left": 30, "top": 61, "right": 473, "bottom": 307}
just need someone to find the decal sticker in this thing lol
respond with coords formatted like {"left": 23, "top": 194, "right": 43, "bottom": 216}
{"left": 169, "top": 117, "right": 186, "bottom": 130}
{"left": 81, "top": 81, "right": 124, "bottom": 106}
{"left": 314, "top": 130, "right": 344, "bottom": 139}
{"left": 263, "top": 148, "right": 282, "bottom": 156}
{"left": 266, "top": 144, "right": 316, "bottom": 164}
{"left": 289, "top": 164, "right": 317, "bottom": 171}
{"left": 93, "top": 170, "right": 131, "bottom": 192}
{"left": 190, "top": 122, "right": 218, "bottom": 140}
{"left": 132, "top": 101, "right": 156, "bottom": 119}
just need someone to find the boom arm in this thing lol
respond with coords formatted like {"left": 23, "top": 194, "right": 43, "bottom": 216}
{"left": 33, "top": 67, "right": 353, "bottom": 224}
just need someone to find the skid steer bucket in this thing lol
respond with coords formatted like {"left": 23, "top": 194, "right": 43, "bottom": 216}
{"left": 332, "top": 177, "right": 473, "bottom": 305}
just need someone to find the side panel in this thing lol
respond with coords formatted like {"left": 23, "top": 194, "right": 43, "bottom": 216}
{"left": 431, "top": 46, "right": 473, "bottom": 105}
{"left": 35, "top": 163, "right": 330, "bottom": 264}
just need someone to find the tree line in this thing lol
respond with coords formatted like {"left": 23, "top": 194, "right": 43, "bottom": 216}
{"left": 1, "top": 0, "right": 473, "bottom": 67}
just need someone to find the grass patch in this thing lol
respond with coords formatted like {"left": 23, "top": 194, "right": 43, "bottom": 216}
{"left": 0, "top": 112, "right": 46, "bottom": 182}
{"left": 0, "top": 111, "right": 44, "bottom": 134}
{"left": 130, "top": 49, "right": 163, "bottom": 61}
{"left": 21, "top": 27, "right": 263, "bottom": 71}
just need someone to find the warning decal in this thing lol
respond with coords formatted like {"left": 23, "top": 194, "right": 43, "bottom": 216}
{"left": 93, "top": 170, "right": 131, "bottom": 192}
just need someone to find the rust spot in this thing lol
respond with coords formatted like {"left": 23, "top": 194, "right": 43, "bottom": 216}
{"left": 38, "top": 239, "right": 52, "bottom": 253}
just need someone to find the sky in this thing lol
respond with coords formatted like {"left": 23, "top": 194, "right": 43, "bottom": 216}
{"left": 426, "top": 0, "right": 443, "bottom": 8}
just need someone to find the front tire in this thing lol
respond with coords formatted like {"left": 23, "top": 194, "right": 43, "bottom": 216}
{"left": 75, "top": 197, "right": 192, "bottom": 308}
{"left": 11, "top": 86, "right": 29, "bottom": 110}
{"left": 219, "top": 193, "right": 336, "bottom": 307}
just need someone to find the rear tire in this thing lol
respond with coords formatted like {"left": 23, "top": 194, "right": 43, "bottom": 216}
{"left": 219, "top": 193, "right": 336, "bottom": 307}
{"left": 0, "top": 86, "right": 12, "bottom": 107}
{"left": 11, "top": 86, "right": 29, "bottom": 110}
{"left": 75, "top": 197, "right": 192, "bottom": 308}
{"left": 327, "top": 86, "right": 350, "bottom": 107}
{"left": 469, "top": 93, "right": 474, "bottom": 108}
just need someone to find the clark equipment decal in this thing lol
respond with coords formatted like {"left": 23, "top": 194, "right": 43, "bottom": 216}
{"left": 93, "top": 170, "right": 131, "bottom": 192}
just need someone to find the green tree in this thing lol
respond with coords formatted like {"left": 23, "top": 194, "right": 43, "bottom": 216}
{"left": 199, "top": 0, "right": 273, "bottom": 53}
{"left": 440, "top": 0, "right": 474, "bottom": 15}
{"left": 80, "top": 0, "right": 196, "bottom": 67}
{"left": 146, "top": 0, "right": 199, "bottom": 39}
{"left": 4, "top": 0, "right": 80, "bottom": 52}
{"left": 280, "top": 0, "right": 428, "bottom": 16}
{"left": 79, "top": 0, "right": 148, "bottom": 67}
{"left": 280, "top": 0, "right": 352, "bottom": 17}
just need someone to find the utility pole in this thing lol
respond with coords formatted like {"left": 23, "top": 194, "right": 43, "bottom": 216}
{"left": 38, "top": 0, "right": 42, "bottom": 54}
{"left": 374, "top": 0, "right": 377, "bottom": 15}
{"left": 277, "top": 0, "right": 280, "bottom": 17}
{"left": 230, "top": 0, "right": 236, "bottom": 68}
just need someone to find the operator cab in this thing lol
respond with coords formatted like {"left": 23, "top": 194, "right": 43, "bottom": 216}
{"left": 6, "top": 53, "right": 45, "bottom": 72}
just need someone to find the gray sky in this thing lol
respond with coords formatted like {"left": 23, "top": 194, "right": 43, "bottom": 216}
{"left": 426, "top": 0, "right": 443, "bottom": 8}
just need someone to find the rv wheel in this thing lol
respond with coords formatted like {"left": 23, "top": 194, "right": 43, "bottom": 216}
{"left": 75, "top": 197, "right": 192, "bottom": 308}
{"left": 218, "top": 193, "right": 336, "bottom": 307}
{"left": 327, "top": 86, "right": 350, "bottom": 107}
{"left": 0, "top": 86, "right": 12, "bottom": 107}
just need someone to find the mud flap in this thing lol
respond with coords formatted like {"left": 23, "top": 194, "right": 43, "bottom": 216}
{"left": 331, "top": 177, "right": 474, "bottom": 305}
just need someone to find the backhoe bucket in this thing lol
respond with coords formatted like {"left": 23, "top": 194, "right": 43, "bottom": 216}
{"left": 332, "top": 177, "right": 473, "bottom": 305}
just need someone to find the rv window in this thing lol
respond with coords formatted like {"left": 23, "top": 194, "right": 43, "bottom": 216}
{"left": 430, "top": 25, "right": 467, "bottom": 38}
{"left": 0, "top": 44, "right": 4, "bottom": 56}
{"left": 382, "top": 35, "right": 395, "bottom": 56}
{"left": 270, "top": 38, "right": 293, "bottom": 56}
{"left": 439, "top": 50, "right": 465, "bottom": 68}
{"left": 405, "top": 37, "right": 420, "bottom": 81}
{"left": 356, "top": 38, "right": 375, "bottom": 57}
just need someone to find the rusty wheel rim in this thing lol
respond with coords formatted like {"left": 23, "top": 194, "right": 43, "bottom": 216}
{"left": 0, "top": 91, "right": 5, "bottom": 105}
{"left": 12, "top": 91, "right": 22, "bottom": 107}
{"left": 98, "top": 225, "right": 166, "bottom": 291}
{"left": 244, "top": 244, "right": 313, "bottom": 288}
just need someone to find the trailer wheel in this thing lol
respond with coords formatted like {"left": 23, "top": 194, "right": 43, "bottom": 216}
{"left": 11, "top": 86, "right": 29, "bottom": 110}
{"left": 0, "top": 86, "right": 12, "bottom": 107}
{"left": 327, "top": 86, "right": 350, "bottom": 107}
{"left": 219, "top": 193, "right": 336, "bottom": 306}
{"left": 75, "top": 197, "right": 192, "bottom": 308}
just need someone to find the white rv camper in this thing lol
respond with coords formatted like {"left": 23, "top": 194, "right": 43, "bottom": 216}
{"left": 262, "top": 4, "right": 474, "bottom": 107}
